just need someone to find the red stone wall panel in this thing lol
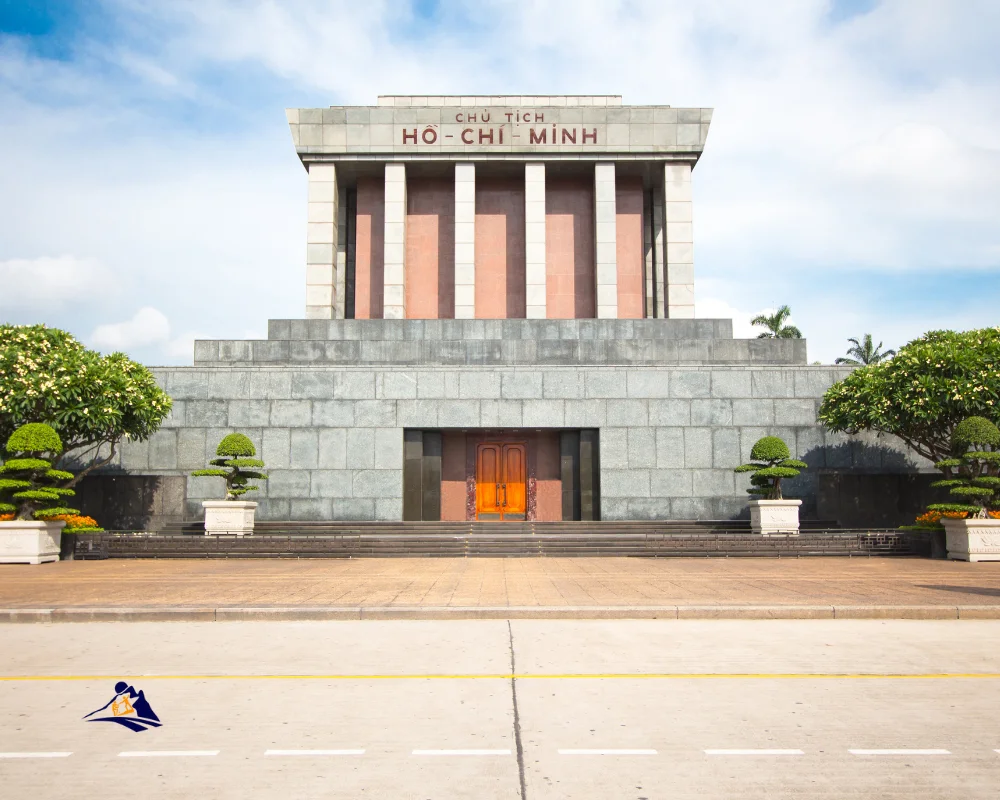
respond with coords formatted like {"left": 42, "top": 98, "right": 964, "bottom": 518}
{"left": 441, "top": 431, "right": 467, "bottom": 521}
{"left": 546, "top": 178, "right": 595, "bottom": 318}
{"left": 354, "top": 177, "right": 384, "bottom": 319}
{"left": 474, "top": 179, "right": 526, "bottom": 318}
{"left": 616, "top": 176, "right": 646, "bottom": 319}
{"left": 405, "top": 178, "right": 455, "bottom": 319}
{"left": 534, "top": 431, "right": 563, "bottom": 521}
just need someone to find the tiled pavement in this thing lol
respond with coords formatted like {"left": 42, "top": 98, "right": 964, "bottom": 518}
{"left": 1, "top": 557, "right": 998, "bottom": 610}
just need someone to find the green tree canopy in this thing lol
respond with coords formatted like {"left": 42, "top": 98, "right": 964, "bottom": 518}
{"left": 734, "top": 436, "right": 807, "bottom": 500}
{"left": 750, "top": 305, "right": 802, "bottom": 339}
{"left": 818, "top": 327, "right": 1000, "bottom": 463}
{"left": 193, "top": 433, "right": 268, "bottom": 500}
{"left": 928, "top": 416, "right": 1000, "bottom": 519}
{"left": 0, "top": 423, "right": 78, "bottom": 520}
{"left": 0, "top": 324, "right": 173, "bottom": 486}
{"left": 835, "top": 334, "right": 895, "bottom": 366}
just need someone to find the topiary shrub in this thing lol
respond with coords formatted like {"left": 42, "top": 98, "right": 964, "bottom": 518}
{"left": 927, "top": 416, "right": 1000, "bottom": 520}
{"left": 734, "top": 436, "right": 807, "bottom": 500}
{"left": 0, "top": 423, "right": 79, "bottom": 521}
{"left": 192, "top": 433, "right": 268, "bottom": 501}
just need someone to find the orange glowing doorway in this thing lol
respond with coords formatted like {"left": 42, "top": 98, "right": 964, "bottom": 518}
{"left": 475, "top": 442, "right": 526, "bottom": 521}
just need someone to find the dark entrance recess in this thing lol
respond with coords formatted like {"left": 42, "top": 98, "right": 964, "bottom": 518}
{"left": 404, "top": 429, "right": 599, "bottom": 522}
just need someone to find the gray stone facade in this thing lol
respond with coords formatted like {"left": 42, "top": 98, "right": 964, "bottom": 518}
{"left": 114, "top": 319, "right": 928, "bottom": 524}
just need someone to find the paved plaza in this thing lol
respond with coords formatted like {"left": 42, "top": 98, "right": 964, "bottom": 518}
{"left": 1, "top": 558, "right": 999, "bottom": 617}
{"left": 2, "top": 619, "right": 999, "bottom": 799}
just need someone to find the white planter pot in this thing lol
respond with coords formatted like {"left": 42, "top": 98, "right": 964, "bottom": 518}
{"left": 0, "top": 520, "right": 65, "bottom": 564}
{"left": 942, "top": 518, "right": 1000, "bottom": 562}
{"left": 749, "top": 499, "right": 802, "bottom": 536}
{"left": 202, "top": 501, "right": 258, "bottom": 536}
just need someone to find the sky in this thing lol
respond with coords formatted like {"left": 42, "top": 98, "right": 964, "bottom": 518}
{"left": 0, "top": 0, "right": 998, "bottom": 365}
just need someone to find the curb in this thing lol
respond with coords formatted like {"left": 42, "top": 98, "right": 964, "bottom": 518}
{"left": 2, "top": 605, "right": 1000, "bottom": 622}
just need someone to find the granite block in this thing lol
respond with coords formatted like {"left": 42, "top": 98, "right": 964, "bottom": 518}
{"left": 289, "top": 429, "right": 319, "bottom": 469}
{"left": 460, "top": 371, "right": 502, "bottom": 399}
{"left": 647, "top": 399, "right": 691, "bottom": 426}
{"left": 353, "top": 470, "right": 402, "bottom": 498}
{"left": 626, "top": 370, "right": 670, "bottom": 398}
{"left": 543, "top": 371, "right": 585, "bottom": 399}
{"left": 691, "top": 399, "right": 733, "bottom": 426}
{"left": 601, "top": 469, "right": 651, "bottom": 498}
{"left": 396, "top": 399, "right": 440, "bottom": 427}
{"left": 176, "top": 429, "right": 206, "bottom": 470}
{"left": 650, "top": 469, "right": 693, "bottom": 497}
{"left": 291, "top": 371, "right": 337, "bottom": 399}
{"left": 374, "top": 428, "right": 403, "bottom": 469}
{"left": 712, "top": 428, "right": 741, "bottom": 469}
{"left": 669, "top": 371, "right": 711, "bottom": 398}
{"left": 731, "top": 399, "right": 775, "bottom": 427}
{"left": 290, "top": 498, "right": 333, "bottom": 521}
{"left": 317, "top": 429, "right": 347, "bottom": 469}
{"left": 186, "top": 400, "right": 229, "bottom": 427}
{"left": 228, "top": 400, "right": 271, "bottom": 427}
{"left": 375, "top": 497, "right": 403, "bottom": 521}
{"left": 522, "top": 399, "right": 565, "bottom": 427}
{"left": 267, "top": 470, "right": 311, "bottom": 499}
{"left": 336, "top": 371, "right": 376, "bottom": 399}
{"left": 711, "top": 370, "right": 752, "bottom": 398}
{"left": 346, "top": 428, "right": 375, "bottom": 469}
{"left": 563, "top": 399, "right": 607, "bottom": 427}
{"left": 774, "top": 399, "right": 818, "bottom": 426}
{"left": 751, "top": 370, "right": 795, "bottom": 398}
{"left": 353, "top": 400, "right": 397, "bottom": 427}
{"left": 627, "top": 427, "right": 657, "bottom": 468}
{"left": 624, "top": 498, "right": 672, "bottom": 520}
{"left": 332, "top": 498, "right": 376, "bottom": 520}
{"left": 600, "top": 427, "right": 629, "bottom": 469}
{"left": 147, "top": 430, "right": 178, "bottom": 470}
{"left": 655, "top": 428, "right": 685, "bottom": 468}
{"left": 607, "top": 399, "right": 648, "bottom": 426}
{"left": 269, "top": 400, "right": 313, "bottom": 427}
{"left": 262, "top": 428, "right": 291, "bottom": 469}
{"left": 684, "top": 427, "right": 713, "bottom": 468}
{"left": 312, "top": 400, "right": 356, "bottom": 427}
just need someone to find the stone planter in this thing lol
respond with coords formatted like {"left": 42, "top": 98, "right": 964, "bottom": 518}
{"left": 202, "top": 501, "right": 258, "bottom": 536}
{"left": 943, "top": 518, "right": 1000, "bottom": 562}
{"left": 0, "top": 520, "right": 66, "bottom": 564}
{"left": 749, "top": 499, "right": 801, "bottom": 536}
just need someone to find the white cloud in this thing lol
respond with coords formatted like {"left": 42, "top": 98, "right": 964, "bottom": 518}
{"left": 0, "top": 256, "right": 113, "bottom": 311}
{"left": 695, "top": 296, "right": 757, "bottom": 340}
{"left": 90, "top": 306, "right": 171, "bottom": 351}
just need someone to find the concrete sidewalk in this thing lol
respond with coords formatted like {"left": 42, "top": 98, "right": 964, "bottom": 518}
{"left": 2, "top": 557, "right": 1000, "bottom": 620}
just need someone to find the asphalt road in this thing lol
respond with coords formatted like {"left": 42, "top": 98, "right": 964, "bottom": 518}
{"left": 1, "top": 620, "right": 999, "bottom": 799}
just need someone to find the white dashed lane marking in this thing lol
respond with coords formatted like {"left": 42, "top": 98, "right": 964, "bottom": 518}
{"left": 0, "top": 752, "right": 72, "bottom": 759}
{"left": 118, "top": 751, "right": 220, "bottom": 758}
{"left": 264, "top": 749, "right": 365, "bottom": 756}
{"left": 705, "top": 749, "right": 804, "bottom": 756}
{"left": 412, "top": 749, "right": 511, "bottom": 756}
{"left": 558, "top": 749, "right": 658, "bottom": 755}
{"left": 849, "top": 749, "right": 950, "bottom": 756}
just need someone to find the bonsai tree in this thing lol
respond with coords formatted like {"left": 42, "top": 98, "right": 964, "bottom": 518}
{"left": 192, "top": 433, "right": 268, "bottom": 500}
{"left": 928, "top": 416, "right": 1000, "bottom": 520}
{"left": 819, "top": 327, "right": 1000, "bottom": 463}
{"left": 0, "top": 324, "right": 173, "bottom": 488}
{"left": 734, "top": 436, "right": 808, "bottom": 500}
{"left": 0, "top": 423, "right": 79, "bottom": 521}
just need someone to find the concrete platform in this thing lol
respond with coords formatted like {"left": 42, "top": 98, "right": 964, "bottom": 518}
{"left": 1, "top": 557, "right": 998, "bottom": 620}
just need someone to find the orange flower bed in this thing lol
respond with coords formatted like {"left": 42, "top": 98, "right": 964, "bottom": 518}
{"left": 0, "top": 513, "right": 12, "bottom": 521}
{"left": 48, "top": 514, "right": 101, "bottom": 530}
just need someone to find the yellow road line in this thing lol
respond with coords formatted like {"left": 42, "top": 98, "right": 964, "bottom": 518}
{"left": 1, "top": 673, "right": 1000, "bottom": 681}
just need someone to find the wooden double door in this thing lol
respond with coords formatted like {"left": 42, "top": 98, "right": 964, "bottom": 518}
{"left": 476, "top": 442, "right": 526, "bottom": 521}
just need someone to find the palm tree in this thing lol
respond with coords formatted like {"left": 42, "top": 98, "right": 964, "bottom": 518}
{"left": 835, "top": 334, "right": 895, "bottom": 366}
{"left": 750, "top": 305, "right": 802, "bottom": 339}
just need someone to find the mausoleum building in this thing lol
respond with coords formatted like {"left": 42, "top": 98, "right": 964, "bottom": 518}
{"left": 113, "top": 95, "right": 917, "bottom": 526}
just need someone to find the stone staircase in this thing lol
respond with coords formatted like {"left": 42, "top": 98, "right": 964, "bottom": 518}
{"left": 68, "top": 520, "right": 926, "bottom": 559}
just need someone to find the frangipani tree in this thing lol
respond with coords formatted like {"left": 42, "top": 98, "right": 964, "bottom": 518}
{"left": 192, "top": 433, "right": 268, "bottom": 500}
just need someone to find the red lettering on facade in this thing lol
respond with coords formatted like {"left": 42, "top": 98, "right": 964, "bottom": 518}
{"left": 461, "top": 128, "right": 474, "bottom": 144}
{"left": 468, "top": 113, "right": 477, "bottom": 123}
{"left": 534, "top": 112, "right": 544, "bottom": 123}
{"left": 529, "top": 128, "right": 547, "bottom": 144}
{"left": 421, "top": 127, "right": 438, "bottom": 144}
{"left": 402, "top": 128, "right": 418, "bottom": 144}
{"left": 561, "top": 128, "right": 576, "bottom": 144}
{"left": 582, "top": 128, "right": 597, "bottom": 144}
{"left": 479, "top": 128, "right": 494, "bottom": 144}
{"left": 455, "top": 113, "right": 464, "bottom": 122}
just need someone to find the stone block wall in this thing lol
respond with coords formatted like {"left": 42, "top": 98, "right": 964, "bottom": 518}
{"left": 114, "top": 363, "right": 930, "bottom": 524}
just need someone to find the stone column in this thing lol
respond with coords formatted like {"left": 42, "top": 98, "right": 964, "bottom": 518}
{"left": 594, "top": 162, "right": 618, "bottom": 319}
{"left": 383, "top": 163, "right": 407, "bottom": 319}
{"left": 664, "top": 163, "right": 695, "bottom": 318}
{"left": 305, "top": 163, "right": 338, "bottom": 319}
{"left": 651, "top": 186, "right": 665, "bottom": 318}
{"left": 524, "top": 163, "right": 547, "bottom": 319}
{"left": 334, "top": 185, "right": 348, "bottom": 319}
{"left": 454, "top": 163, "right": 476, "bottom": 319}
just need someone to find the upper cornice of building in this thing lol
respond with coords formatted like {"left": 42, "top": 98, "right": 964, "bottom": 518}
{"left": 376, "top": 95, "right": 625, "bottom": 107}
